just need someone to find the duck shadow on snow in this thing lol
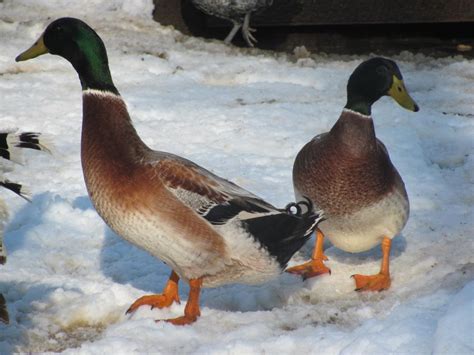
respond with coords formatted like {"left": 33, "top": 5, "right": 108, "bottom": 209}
{"left": 3, "top": 193, "right": 53, "bottom": 256}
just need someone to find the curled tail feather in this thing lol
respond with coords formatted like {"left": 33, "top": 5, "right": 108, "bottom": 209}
{"left": 243, "top": 198, "right": 323, "bottom": 268}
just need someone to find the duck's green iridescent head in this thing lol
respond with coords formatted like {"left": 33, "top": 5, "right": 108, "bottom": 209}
{"left": 16, "top": 17, "right": 118, "bottom": 94}
{"left": 345, "top": 57, "right": 419, "bottom": 116}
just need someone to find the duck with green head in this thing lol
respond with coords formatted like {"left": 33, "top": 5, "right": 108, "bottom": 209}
{"left": 16, "top": 17, "right": 321, "bottom": 325}
{"left": 287, "top": 58, "right": 419, "bottom": 291}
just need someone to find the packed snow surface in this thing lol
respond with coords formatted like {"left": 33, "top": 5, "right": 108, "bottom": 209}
{"left": 0, "top": 0, "right": 473, "bottom": 353}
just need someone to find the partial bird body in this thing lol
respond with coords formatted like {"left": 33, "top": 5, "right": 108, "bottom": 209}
{"left": 0, "top": 199, "right": 7, "bottom": 266}
{"left": 0, "top": 131, "right": 48, "bottom": 166}
{"left": 191, "top": 0, "right": 273, "bottom": 46}
{"left": 0, "top": 130, "right": 49, "bottom": 323}
{"left": 0, "top": 130, "right": 49, "bottom": 262}
{"left": 192, "top": 0, "right": 271, "bottom": 19}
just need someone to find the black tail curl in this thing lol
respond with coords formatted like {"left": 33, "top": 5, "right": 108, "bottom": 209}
{"left": 244, "top": 196, "right": 323, "bottom": 268}
{"left": 285, "top": 196, "right": 313, "bottom": 216}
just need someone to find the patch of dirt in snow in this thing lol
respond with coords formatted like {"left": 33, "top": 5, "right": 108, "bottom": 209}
{"left": 26, "top": 325, "right": 105, "bottom": 353}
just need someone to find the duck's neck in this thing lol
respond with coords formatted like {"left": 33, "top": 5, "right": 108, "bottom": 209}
{"left": 69, "top": 45, "right": 119, "bottom": 95}
{"left": 344, "top": 98, "right": 372, "bottom": 116}
{"left": 330, "top": 108, "right": 377, "bottom": 154}
{"left": 81, "top": 89, "right": 149, "bottom": 169}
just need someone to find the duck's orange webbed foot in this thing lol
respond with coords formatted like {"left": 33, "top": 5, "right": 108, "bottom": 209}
{"left": 352, "top": 236, "right": 392, "bottom": 292}
{"left": 160, "top": 278, "right": 202, "bottom": 326}
{"left": 286, "top": 229, "right": 330, "bottom": 280}
{"left": 164, "top": 303, "right": 201, "bottom": 326}
{"left": 286, "top": 257, "right": 331, "bottom": 280}
{"left": 126, "top": 271, "right": 180, "bottom": 314}
{"left": 352, "top": 272, "right": 391, "bottom": 292}
{"left": 126, "top": 293, "right": 180, "bottom": 314}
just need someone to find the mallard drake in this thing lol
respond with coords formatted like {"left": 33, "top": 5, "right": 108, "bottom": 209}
{"left": 16, "top": 17, "right": 321, "bottom": 325}
{"left": 286, "top": 58, "right": 419, "bottom": 292}
{"left": 0, "top": 131, "right": 49, "bottom": 324}
{"left": 191, "top": 0, "right": 273, "bottom": 47}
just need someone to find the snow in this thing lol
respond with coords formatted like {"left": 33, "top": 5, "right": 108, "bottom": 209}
{"left": 434, "top": 281, "right": 474, "bottom": 354}
{"left": 0, "top": 0, "right": 473, "bottom": 353}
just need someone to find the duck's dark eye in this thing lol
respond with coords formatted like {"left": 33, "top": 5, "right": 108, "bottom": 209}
{"left": 397, "top": 86, "right": 402, "bottom": 92}
{"left": 376, "top": 66, "right": 388, "bottom": 76}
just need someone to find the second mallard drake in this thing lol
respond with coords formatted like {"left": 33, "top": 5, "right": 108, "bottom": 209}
{"left": 287, "top": 58, "right": 419, "bottom": 291}
{"left": 16, "top": 17, "right": 321, "bottom": 325}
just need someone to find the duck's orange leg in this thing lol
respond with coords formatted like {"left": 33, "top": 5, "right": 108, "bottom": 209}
{"left": 126, "top": 271, "right": 180, "bottom": 314}
{"left": 164, "top": 278, "right": 202, "bottom": 326}
{"left": 352, "top": 236, "right": 392, "bottom": 292}
{"left": 286, "top": 229, "right": 331, "bottom": 280}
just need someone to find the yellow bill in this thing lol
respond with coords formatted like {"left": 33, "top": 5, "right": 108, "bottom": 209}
{"left": 388, "top": 75, "right": 419, "bottom": 112}
{"left": 15, "top": 35, "right": 48, "bottom": 62}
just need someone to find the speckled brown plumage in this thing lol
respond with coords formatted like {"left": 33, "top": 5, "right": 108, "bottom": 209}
{"left": 294, "top": 109, "right": 406, "bottom": 216}
{"left": 81, "top": 93, "right": 229, "bottom": 262}
{"left": 79, "top": 91, "right": 319, "bottom": 287}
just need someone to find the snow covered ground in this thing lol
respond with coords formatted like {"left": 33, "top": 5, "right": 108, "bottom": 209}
{"left": 0, "top": 0, "right": 473, "bottom": 353}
